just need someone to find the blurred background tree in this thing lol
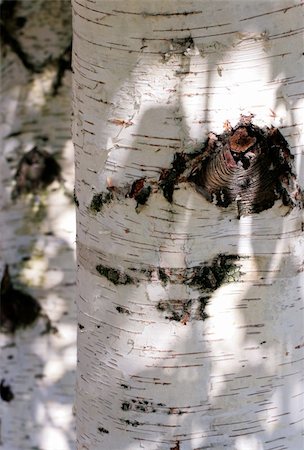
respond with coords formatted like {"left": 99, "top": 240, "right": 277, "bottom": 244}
{"left": 0, "top": 1, "right": 76, "bottom": 449}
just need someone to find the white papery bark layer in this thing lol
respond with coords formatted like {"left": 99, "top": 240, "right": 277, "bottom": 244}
{"left": 73, "top": 2, "right": 303, "bottom": 449}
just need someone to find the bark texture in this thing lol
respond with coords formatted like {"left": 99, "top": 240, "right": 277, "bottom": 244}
{"left": 73, "top": 1, "right": 303, "bottom": 450}
{"left": 0, "top": 1, "right": 76, "bottom": 449}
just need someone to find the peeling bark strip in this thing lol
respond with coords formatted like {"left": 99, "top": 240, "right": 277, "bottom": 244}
{"left": 160, "top": 116, "right": 302, "bottom": 216}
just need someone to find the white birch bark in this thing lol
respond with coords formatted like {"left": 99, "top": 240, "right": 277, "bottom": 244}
{"left": 72, "top": 1, "right": 304, "bottom": 449}
{"left": 0, "top": 2, "right": 76, "bottom": 449}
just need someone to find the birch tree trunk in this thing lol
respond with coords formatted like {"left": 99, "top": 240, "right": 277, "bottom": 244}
{"left": 0, "top": 2, "right": 76, "bottom": 449}
{"left": 72, "top": 1, "right": 303, "bottom": 449}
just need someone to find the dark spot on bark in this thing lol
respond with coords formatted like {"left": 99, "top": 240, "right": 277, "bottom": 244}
{"left": 78, "top": 323, "right": 84, "bottom": 330}
{"left": 135, "top": 185, "right": 152, "bottom": 206}
{"left": 158, "top": 267, "right": 169, "bottom": 285}
{"left": 128, "top": 178, "right": 152, "bottom": 209}
{"left": 90, "top": 191, "right": 113, "bottom": 212}
{"left": 129, "top": 178, "right": 144, "bottom": 198}
{"left": 96, "top": 265, "right": 134, "bottom": 285}
{"left": 116, "top": 306, "right": 131, "bottom": 315}
{"left": 190, "top": 254, "right": 242, "bottom": 292}
{"left": 122, "top": 398, "right": 160, "bottom": 413}
{"left": 0, "top": 379, "right": 14, "bottom": 402}
{"left": 196, "top": 296, "right": 210, "bottom": 320}
{"left": 121, "top": 401, "right": 131, "bottom": 411}
{"left": 98, "top": 427, "right": 109, "bottom": 434}
{"left": 164, "top": 36, "right": 195, "bottom": 61}
{"left": 0, "top": 265, "right": 41, "bottom": 333}
{"left": 172, "top": 37, "right": 194, "bottom": 52}
{"left": 12, "top": 147, "right": 61, "bottom": 199}
{"left": 73, "top": 189, "right": 79, "bottom": 207}
{"left": 122, "top": 419, "right": 142, "bottom": 427}
{"left": 159, "top": 152, "right": 188, "bottom": 202}
{"left": 7, "top": 355, "right": 14, "bottom": 360}
{"left": 15, "top": 16, "right": 27, "bottom": 28}
{"left": 34, "top": 373, "right": 44, "bottom": 379}
{"left": 120, "top": 383, "right": 130, "bottom": 390}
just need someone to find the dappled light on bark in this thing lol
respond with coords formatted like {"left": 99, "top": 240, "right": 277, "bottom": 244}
{"left": 0, "top": 1, "right": 76, "bottom": 449}
{"left": 73, "top": 1, "right": 303, "bottom": 450}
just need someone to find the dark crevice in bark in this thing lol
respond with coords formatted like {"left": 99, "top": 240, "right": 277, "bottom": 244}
{"left": 159, "top": 116, "right": 302, "bottom": 216}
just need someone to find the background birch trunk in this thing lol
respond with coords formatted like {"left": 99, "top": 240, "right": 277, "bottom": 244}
{"left": 1, "top": 1, "right": 75, "bottom": 449}
{"left": 72, "top": 1, "right": 303, "bottom": 450}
